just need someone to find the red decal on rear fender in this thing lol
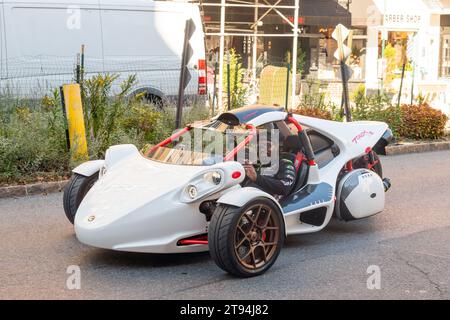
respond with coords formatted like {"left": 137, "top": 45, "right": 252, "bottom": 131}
{"left": 352, "top": 130, "right": 374, "bottom": 144}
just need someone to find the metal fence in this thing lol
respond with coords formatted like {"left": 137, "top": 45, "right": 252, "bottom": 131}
{"left": 0, "top": 55, "right": 203, "bottom": 110}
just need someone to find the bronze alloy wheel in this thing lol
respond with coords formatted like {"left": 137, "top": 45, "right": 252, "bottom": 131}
{"left": 234, "top": 204, "right": 280, "bottom": 270}
{"left": 208, "top": 198, "right": 285, "bottom": 277}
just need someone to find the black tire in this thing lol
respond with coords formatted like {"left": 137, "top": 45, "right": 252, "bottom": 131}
{"left": 63, "top": 172, "right": 99, "bottom": 224}
{"left": 144, "top": 94, "right": 163, "bottom": 109}
{"left": 208, "top": 198, "right": 285, "bottom": 277}
{"left": 353, "top": 151, "right": 383, "bottom": 178}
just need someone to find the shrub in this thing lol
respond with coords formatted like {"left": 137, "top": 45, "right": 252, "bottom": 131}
{"left": 397, "top": 104, "right": 448, "bottom": 140}
{"left": 293, "top": 79, "right": 339, "bottom": 120}
{"left": 0, "top": 104, "right": 70, "bottom": 185}
{"left": 294, "top": 106, "right": 333, "bottom": 120}
{"left": 81, "top": 74, "right": 138, "bottom": 158}
{"left": 284, "top": 47, "right": 307, "bottom": 76}
{"left": 81, "top": 74, "right": 211, "bottom": 158}
{"left": 120, "top": 105, "right": 164, "bottom": 143}
{"left": 350, "top": 85, "right": 448, "bottom": 139}
{"left": 351, "top": 86, "right": 402, "bottom": 138}
{"left": 352, "top": 85, "right": 392, "bottom": 121}
{"left": 222, "top": 49, "right": 248, "bottom": 109}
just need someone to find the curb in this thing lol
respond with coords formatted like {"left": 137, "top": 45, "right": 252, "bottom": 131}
{"left": 0, "top": 180, "right": 69, "bottom": 199}
{"left": 386, "top": 141, "right": 450, "bottom": 156}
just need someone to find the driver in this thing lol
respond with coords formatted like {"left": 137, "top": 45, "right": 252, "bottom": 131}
{"left": 243, "top": 136, "right": 297, "bottom": 197}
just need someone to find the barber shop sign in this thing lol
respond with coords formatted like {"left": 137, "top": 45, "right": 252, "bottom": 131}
{"left": 383, "top": 12, "right": 423, "bottom": 29}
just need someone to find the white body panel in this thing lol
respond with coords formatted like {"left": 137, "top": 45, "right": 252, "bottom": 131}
{"left": 75, "top": 150, "right": 208, "bottom": 253}
{"left": 0, "top": 0, "right": 205, "bottom": 98}
{"left": 73, "top": 160, "right": 105, "bottom": 177}
{"left": 104, "top": 144, "right": 140, "bottom": 169}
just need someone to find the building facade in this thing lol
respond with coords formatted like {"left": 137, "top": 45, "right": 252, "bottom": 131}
{"left": 201, "top": 0, "right": 351, "bottom": 76}
{"left": 351, "top": 0, "right": 450, "bottom": 110}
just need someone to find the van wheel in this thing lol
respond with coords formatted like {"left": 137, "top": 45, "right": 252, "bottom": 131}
{"left": 144, "top": 94, "right": 163, "bottom": 108}
{"left": 63, "top": 173, "right": 98, "bottom": 224}
{"left": 208, "top": 198, "right": 285, "bottom": 277}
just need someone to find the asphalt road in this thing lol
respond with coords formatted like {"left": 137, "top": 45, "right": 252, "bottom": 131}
{"left": 1, "top": 151, "right": 450, "bottom": 300}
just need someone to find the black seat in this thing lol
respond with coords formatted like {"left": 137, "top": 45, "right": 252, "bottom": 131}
{"left": 292, "top": 161, "right": 309, "bottom": 193}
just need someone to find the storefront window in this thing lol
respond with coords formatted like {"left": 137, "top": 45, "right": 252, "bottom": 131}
{"left": 378, "top": 31, "right": 416, "bottom": 89}
{"left": 349, "top": 28, "right": 367, "bottom": 81}
{"left": 441, "top": 35, "right": 450, "bottom": 78}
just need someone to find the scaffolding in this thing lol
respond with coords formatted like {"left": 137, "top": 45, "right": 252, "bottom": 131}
{"left": 199, "top": 0, "right": 301, "bottom": 111}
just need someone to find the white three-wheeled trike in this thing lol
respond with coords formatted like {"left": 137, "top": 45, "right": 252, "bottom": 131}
{"left": 63, "top": 106, "right": 392, "bottom": 277}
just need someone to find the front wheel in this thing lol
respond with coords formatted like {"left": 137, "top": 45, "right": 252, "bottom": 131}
{"left": 208, "top": 198, "right": 285, "bottom": 277}
{"left": 63, "top": 172, "right": 99, "bottom": 224}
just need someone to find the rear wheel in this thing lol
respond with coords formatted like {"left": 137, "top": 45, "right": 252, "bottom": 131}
{"left": 63, "top": 173, "right": 99, "bottom": 224}
{"left": 208, "top": 198, "right": 285, "bottom": 277}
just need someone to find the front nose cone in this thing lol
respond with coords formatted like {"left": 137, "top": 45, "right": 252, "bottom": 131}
{"left": 74, "top": 214, "right": 116, "bottom": 249}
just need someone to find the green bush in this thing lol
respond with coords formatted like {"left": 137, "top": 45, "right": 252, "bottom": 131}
{"left": 292, "top": 84, "right": 448, "bottom": 141}
{"left": 0, "top": 103, "right": 70, "bottom": 185}
{"left": 81, "top": 74, "right": 138, "bottom": 158}
{"left": 284, "top": 47, "right": 307, "bottom": 76}
{"left": 293, "top": 80, "right": 341, "bottom": 121}
{"left": 351, "top": 86, "right": 447, "bottom": 140}
{"left": 397, "top": 104, "right": 448, "bottom": 140}
{"left": 293, "top": 106, "right": 334, "bottom": 120}
{"left": 351, "top": 86, "right": 402, "bottom": 137}
{"left": 223, "top": 49, "right": 248, "bottom": 109}
{"left": 352, "top": 84, "right": 393, "bottom": 121}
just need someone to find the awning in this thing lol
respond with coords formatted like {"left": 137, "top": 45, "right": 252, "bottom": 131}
{"left": 201, "top": 0, "right": 351, "bottom": 28}
{"left": 299, "top": 0, "right": 351, "bottom": 27}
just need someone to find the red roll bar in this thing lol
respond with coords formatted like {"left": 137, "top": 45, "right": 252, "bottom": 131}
{"left": 145, "top": 124, "right": 257, "bottom": 162}
{"left": 145, "top": 126, "right": 191, "bottom": 156}
{"left": 224, "top": 124, "right": 257, "bottom": 162}
{"left": 287, "top": 115, "right": 304, "bottom": 132}
{"left": 287, "top": 115, "right": 316, "bottom": 166}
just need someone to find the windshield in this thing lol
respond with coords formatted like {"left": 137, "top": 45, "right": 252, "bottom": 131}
{"left": 142, "top": 120, "right": 255, "bottom": 166}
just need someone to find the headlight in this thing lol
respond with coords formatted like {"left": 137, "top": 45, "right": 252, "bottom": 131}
{"left": 203, "top": 171, "right": 222, "bottom": 185}
{"left": 187, "top": 185, "right": 198, "bottom": 199}
{"left": 180, "top": 169, "right": 225, "bottom": 203}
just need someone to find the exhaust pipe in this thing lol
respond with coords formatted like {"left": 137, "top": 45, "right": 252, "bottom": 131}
{"left": 383, "top": 178, "right": 391, "bottom": 192}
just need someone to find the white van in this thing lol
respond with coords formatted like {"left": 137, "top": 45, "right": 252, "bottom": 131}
{"left": 0, "top": 0, "right": 207, "bottom": 103}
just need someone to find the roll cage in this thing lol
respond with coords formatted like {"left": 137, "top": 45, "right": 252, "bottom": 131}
{"left": 144, "top": 113, "right": 317, "bottom": 169}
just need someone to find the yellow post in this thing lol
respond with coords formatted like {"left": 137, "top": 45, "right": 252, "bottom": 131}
{"left": 62, "top": 84, "right": 88, "bottom": 161}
